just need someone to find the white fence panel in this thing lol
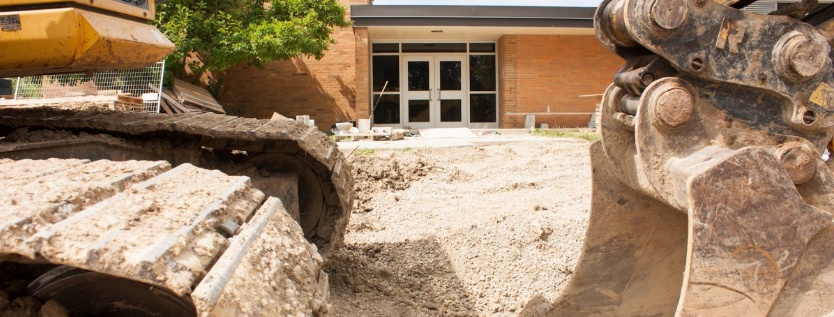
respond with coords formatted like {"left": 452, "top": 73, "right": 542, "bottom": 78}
{"left": 7, "top": 61, "right": 165, "bottom": 113}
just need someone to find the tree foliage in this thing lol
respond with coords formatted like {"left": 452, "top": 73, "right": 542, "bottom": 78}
{"left": 154, "top": 0, "right": 352, "bottom": 81}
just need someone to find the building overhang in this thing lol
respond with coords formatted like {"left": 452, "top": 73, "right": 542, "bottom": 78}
{"left": 363, "top": 26, "right": 593, "bottom": 41}
{"left": 352, "top": 5, "right": 595, "bottom": 28}
{"left": 352, "top": 5, "right": 596, "bottom": 40}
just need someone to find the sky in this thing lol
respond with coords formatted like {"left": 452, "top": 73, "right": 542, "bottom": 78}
{"left": 372, "top": 0, "right": 603, "bottom": 7}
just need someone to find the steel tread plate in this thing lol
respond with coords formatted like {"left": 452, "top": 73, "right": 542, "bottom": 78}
{"left": 0, "top": 160, "right": 266, "bottom": 296}
{"left": 0, "top": 159, "right": 171, "bottom": 258}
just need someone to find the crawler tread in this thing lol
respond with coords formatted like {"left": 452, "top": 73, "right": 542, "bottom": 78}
{"left": 0, "top": 160, "right": 266, "bottom": 297}
{"left": 0, "top": 108, "right": 352, "bottom": 257}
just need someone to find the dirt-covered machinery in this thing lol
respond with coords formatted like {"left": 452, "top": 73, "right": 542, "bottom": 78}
{"left": 0, "top": 1, "right": 351, "bottom": 316}
{"left": 552, "top": 0, "right": 834, "bottom": 316}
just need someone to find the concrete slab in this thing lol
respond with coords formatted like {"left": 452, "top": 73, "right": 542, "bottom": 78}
{"left": 337, "top": 130, "right": 589, "bottom": 152}
{"left": 418, "top": 128, "right": 476, "bottom": 138}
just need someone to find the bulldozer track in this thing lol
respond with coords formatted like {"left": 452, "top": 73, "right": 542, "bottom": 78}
{"left": 0, "top": 159, "right": 261, "bottom": 296}
{"left": 0, "top": 108, "right": 352, "bottom": 258}
{"left": 0, "top": 158, "right": 331, "bottom": 316}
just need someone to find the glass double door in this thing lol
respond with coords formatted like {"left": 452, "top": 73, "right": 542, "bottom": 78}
{"left": 403, "top": 55, "right": 467, "bottom": 129}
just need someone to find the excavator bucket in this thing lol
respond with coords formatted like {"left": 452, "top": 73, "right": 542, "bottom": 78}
{"left": 551, "top": 0, "right": 834, "bottom": 315}
{"left": 0, "top": 5, "right": 174, "bottom": 77}
{"left": 553, "top": 131, "right": 834, "bottom": 316}
{"left": 551, "top": 142, "right": 688, "bottom": 316}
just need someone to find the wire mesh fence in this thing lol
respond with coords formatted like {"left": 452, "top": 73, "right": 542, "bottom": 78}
{"left": 6, "top": 61, "right": 165, "bottom": 112}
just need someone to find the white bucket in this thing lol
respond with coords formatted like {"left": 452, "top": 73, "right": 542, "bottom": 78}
{"left": 295, "top": 115, "right": 310, "bottom": 125}
{"left": 524, "top": 114, "right": 536, "bottom": 129}
{"left": 358, "top": 119, "right": 371, "bottom": 133}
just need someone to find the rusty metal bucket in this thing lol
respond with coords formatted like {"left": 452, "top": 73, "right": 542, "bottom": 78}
{"left": 549, "top": 82, "right": 834, "bottom": 317}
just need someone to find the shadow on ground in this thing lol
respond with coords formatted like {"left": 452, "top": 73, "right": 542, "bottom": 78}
{"left": 328, "top": 237, "right": 478, "bottom": 316}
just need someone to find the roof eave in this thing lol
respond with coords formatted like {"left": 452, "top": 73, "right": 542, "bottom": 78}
{"left": 351, "top": 5, "right": 596, "bottom": 28}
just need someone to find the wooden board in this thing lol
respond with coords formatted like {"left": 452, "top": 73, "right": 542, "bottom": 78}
{"left": 171, "top": 79, "right": 225, "bottom": 114}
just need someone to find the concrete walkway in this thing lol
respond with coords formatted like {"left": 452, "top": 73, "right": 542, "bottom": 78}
{"left": 336, "top": 129, "right": 591, "bottom": 151}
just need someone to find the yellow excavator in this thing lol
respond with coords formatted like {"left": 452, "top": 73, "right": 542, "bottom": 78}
{"left": 0, "top": 1, "right": 351, "bottom": 316}
{"left": 552, "top": 0, "right": 834, "bottom": 316}
{"left": 0, "top": 0, "right": 174, "bottom": 76}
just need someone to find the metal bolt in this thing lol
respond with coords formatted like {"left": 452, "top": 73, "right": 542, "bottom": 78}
{"left": 650, "top": 0, "right": 688, "bottom": 30}
{"left": 640, "top": 72, "right": 655, "bottom": 86}
{"left": 688, "top": 57, "right": 705, "bottom": 73}
{"left": 775, "top": 32, "right": 828, "bottom": 82}
{"left": 802, "top": 109, "right": 817, "bottom": 125}
{"left": 781, "top": 145, "right": 817, "bottom": 185}
{"left": 652, "top": 85, "right": 694, "bottom": 128}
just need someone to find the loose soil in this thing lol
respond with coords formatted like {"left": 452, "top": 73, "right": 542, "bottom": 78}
{"left": 330, "top": 139, "right": 592, "bottom": 317}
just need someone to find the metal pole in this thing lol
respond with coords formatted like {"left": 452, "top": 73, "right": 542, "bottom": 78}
{"left": 13, "top": 77, "right": 20, "bottom": 99}
{"left": 368, "top": 80, "right": 388, "bottom": 122}
{"left": 155, "top": 60, "right": 165, "bottom": 113}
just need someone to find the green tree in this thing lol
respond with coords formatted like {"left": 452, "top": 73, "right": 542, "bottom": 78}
{"left": 154, "top": 0, "right": 351, "bottom": 94}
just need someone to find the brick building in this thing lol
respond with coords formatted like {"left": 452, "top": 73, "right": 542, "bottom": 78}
{"left": 219, "top": 1, "right": 624, "bottom": 130}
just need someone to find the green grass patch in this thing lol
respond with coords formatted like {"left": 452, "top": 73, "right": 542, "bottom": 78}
{"left": 356, "top": 148, "right": 375, "bottom": 156}
{"left": 530, "top": 128, "right": 600, "bottom": 142}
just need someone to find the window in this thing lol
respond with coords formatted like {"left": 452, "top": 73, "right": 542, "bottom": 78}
{"left": 470, "top": 94, "right": 497, "bottom": 123}
{"left": 372, "top": 43, "right": 399, "bottom": 53}
{"left": 373, "top": 94, "right": 401, "bottom": 124}
{"left": 408, "top": 100, "right": 431, "bottom": 122}
{"left": 402, "top": 43, "right": 467, "bottom": 53}
{"left": 470, "top": 55, "right": 496, "bottom": 92}
{"left": 372, "top": 54, "right": 401, "bottom": 124}
{"left": 439, "top": 61, "right": 462, "bottom": 91}
{"left": 441, "top": 100, "right": 463, "bottom": 122}
{"left": 469, "top": 43, "right": 496, "bottom": 53}
{"left": 407, "top": 61, "right": 430, "bottom": 91}
{"left": 373, "top": 56, "right": 399, "bottom": 92}
{"left": 470, "top": 54, "right": 497, "bottom": 124}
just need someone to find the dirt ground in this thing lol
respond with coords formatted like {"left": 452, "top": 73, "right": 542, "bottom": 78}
{"left": 329, "top": 138, "right": 592, "bottom": 317}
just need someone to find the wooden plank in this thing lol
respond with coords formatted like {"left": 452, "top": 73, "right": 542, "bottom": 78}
{"left": 117, "top": 95, "right": 143, "bottom": 104}
{"left": 114, "top": 101, "right": 144, "bottom": 112}
{"left": 161, "top": 89, "right": 187, "bottom": 114}
{"left": 171, "top": 79, "right": 225, "bottom": 114}
{"left": 159, "top": 99, "right": 175, "bottom": 114}
{"left": 182, "top": 103, "right": 206, "bottom": 113}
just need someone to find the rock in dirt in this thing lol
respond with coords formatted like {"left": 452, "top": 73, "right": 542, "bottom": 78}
{"left": 37, "top": 300, "right": 68, "bottom": 317}
{"left": 1, "top": 297, "right": 41, "bottom": 317}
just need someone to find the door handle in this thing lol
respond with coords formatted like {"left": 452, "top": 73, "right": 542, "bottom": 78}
{"left": 429, "top": 89, "right": 433, "bottom": 101}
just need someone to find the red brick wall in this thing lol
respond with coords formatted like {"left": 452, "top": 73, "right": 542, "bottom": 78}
{"left": 354, "top": 27, "right": 371, "bottom": 120}
{"left": 219, "top": 0, "right": 370, "bottom": 131}
{"left": 218, "top": 12, "right": 622, "bottom": 130}
{"left": 498, "top": 35, "right": 623, "bottom": 128}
